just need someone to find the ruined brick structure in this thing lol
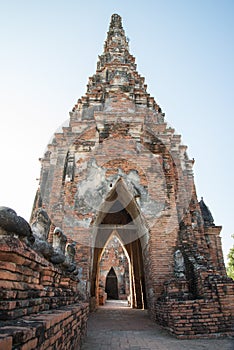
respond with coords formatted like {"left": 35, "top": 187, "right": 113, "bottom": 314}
{"left": 27, "top": 13, "right": 234, "bottom": 338}
{"left": 0, "top": 208, "right": 89, "bottom": 349}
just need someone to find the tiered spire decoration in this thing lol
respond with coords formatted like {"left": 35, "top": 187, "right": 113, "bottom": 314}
{"left": 72, "top": 14, "right": 161, "bottom": 113}
{"left": 199, "top": 197, "right": 215, "bottom": 227}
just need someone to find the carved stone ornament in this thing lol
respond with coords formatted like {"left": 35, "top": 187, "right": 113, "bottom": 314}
{"left": 174, "top": 249, "right": 186, "bottom": 278}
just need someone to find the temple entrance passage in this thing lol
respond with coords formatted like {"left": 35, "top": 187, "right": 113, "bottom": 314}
{"left": 90, "top": 179, "right": 148, "bottom": 309}
{"left": 105, "top": 267, "right": 119, "bottom": 300}
{"left": 99, "top": 234, "right": 131, "bottom": 304}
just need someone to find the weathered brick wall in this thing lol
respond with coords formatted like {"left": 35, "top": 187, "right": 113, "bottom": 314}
{"left": 154, "top": 291, "right": 234, "bottom": 339}
{"left": 0, "top": 304, "right": 88, "bottom": 350}
{"left": 152, "top": 275, "right": 234, "bottom": 338}
{"left": 0, "top": 235, "right": 89, "bottom": 349}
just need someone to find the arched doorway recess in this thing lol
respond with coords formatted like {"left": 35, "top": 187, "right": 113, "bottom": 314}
{"left": 105, "top": 267, "right": 119, "bottom": 300}
{"left": 99, "top": 233, "right": 131, "bottom": 304}
{"left": 91, "top": 179, "right": 148, "bottom": 309}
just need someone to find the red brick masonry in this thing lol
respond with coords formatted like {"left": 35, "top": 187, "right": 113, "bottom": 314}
{"left": 153, "top": 269, "right": 234, "bottom": 338}
{"left": 4, "top": 13, "right": 233, "bottom": 342}
{"left": 0, "top": 235, "right": 88, "bottom": 349}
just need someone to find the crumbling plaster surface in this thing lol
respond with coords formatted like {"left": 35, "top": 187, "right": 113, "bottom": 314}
{"left": 59, "top": 138, "right": 172, "bottom": 252}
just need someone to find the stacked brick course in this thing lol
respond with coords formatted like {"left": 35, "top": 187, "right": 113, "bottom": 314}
{"left": 0, "top": 232, "right": 88, "bottom": 349}
{"left": 155, "top": 275, "right": 234, "bottom": 338}
{"left": 0, "top": 304, "right": 88, "bottom": 350}
{"left": 24, "top": 13, "right": 234, "bottom": 338}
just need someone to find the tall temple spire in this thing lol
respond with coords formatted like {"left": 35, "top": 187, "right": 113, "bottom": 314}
{"left": 105, "top": 14, "right": 129, "bottom": 50}
{"left": 100, "top": 13, "right": 131, "bottom": 67}
{"left": 71, "top": 14, "right": 162, "bottom": 116}
{"left": 31, "top": 14, "right": 233, "bottom": 340}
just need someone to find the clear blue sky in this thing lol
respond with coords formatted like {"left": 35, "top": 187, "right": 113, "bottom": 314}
{"left": 0, "top": 0, "right": 233, "bottom": 264}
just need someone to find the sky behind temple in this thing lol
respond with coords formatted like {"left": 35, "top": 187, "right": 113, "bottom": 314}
{"left": 0, "top": 0, "right": 233, "bottom": 264}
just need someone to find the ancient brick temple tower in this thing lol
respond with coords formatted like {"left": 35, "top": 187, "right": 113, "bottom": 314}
{"left": 31, "top": 14, "right": 233, "bottom": 337}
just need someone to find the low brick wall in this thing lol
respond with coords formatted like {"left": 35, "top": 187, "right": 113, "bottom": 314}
{"left": 0, "top": 235, "right": 89, "bottom": 349}
{"left": 154, "top": 296, "right": 234, "bottom": 339}
{"left": 0, "top": 236, "right": 80, "bottom": 320}
{"left": 0, "top": 303, "right": 89, "bottom": 350}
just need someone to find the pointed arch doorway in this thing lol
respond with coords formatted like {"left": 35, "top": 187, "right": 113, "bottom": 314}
{"left": 105, "top": 267, "right": 119, "bottom": 300}
{"left": 91, "top": 179, "right": 148, "bottom": 309}
{"left": 99, "top": 233, "right": 131, "bottom": 303}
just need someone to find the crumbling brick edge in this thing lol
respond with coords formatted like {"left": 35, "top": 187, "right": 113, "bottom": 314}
{"left": 151, "top": 298, "right": 234, "bottom": 339}
{"left": 0, "top": 302, "right": 89, "bottom": 350}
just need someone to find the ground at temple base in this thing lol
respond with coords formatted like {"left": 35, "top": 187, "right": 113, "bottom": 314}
{"left": 81, "top": 300, "right": 233, "bottom": 350}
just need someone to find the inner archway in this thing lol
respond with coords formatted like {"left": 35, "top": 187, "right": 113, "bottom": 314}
{"left": 105, "top": 267, "right": 119, "bottom": 300}
{"left": 98, "top": 233, "right": 131, "bottom": 304}
{"left": 91, "top": 178, "right": 148, "bottom": 309}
